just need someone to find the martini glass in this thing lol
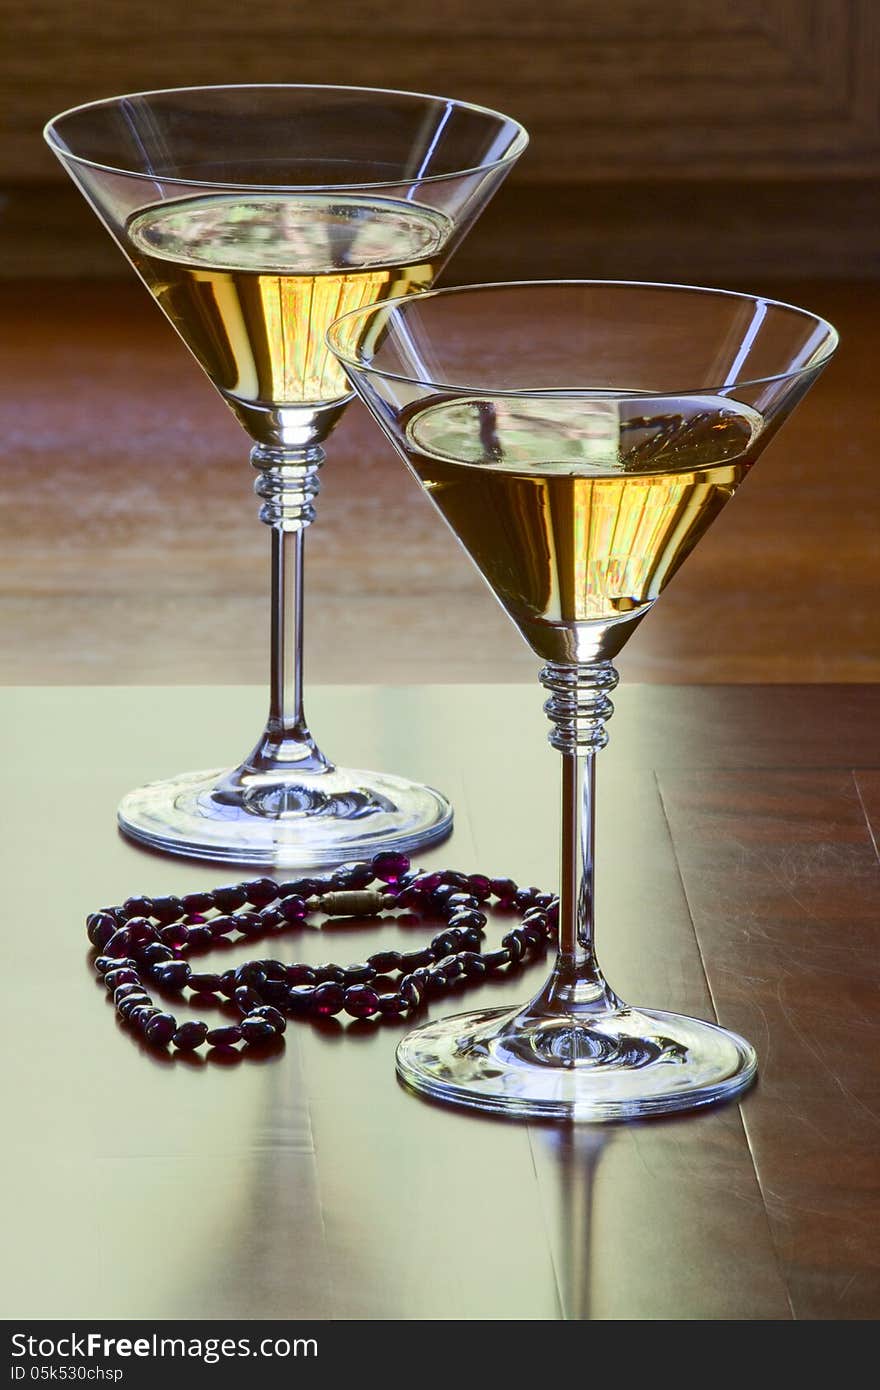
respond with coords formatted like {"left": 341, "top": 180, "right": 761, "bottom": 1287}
{"left": 328, "top": 281, "right": 838, "bottom": 1120}
{"left": 44, "top": 86, "right": 527, "bottom": 866}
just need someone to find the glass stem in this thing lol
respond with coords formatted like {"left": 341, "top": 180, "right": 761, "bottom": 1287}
{"left": 535, "top": 661, "right": 622, "bottom": 1016}
{"left": 243, "top": 443, "right": 331, "bottom": 777}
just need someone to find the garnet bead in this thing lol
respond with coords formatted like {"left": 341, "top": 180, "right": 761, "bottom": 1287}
{"left": 240, "top": 1016, "right": 277, "bottom": 1044}
{"left": 412, "top": 872, "right": 443, "bottom": 892}
{"left": 445, "top": 893, "right": 480, "bottom": 912}
{"left": 151, "top": 960, "right": 191, "bottom": 990}
{"left": 501, "top": 931, "right": 526, "bottom": 961}
{"left": 234, "top": 912, "right": 264, "bottom": 937}
{"left": 104, "top": 926, "right": 134, "bottom": 957}
{"left": 447, "top": 908, "right": 487, "bottom": 931}
{"left": 131, "top": 1005, "right": 161, "bottom": 1030}
{"left": 378, "top": 993, "right": 405, "bottom": 1015}
{"left": 287, "top": 986, "right": 316, "bottom": 1014}
{"left": 513, "top": 887, "right": 541, "bottom": 912}
{"left": 259, "top": 960, "right": 287, "bottom": 980}
{"left": 253, "top": 1005, "right": 286, "bottom": 1034}
{"left": 173, "top": 1021, "right": 208, "bottom": 1050}
{"left": 429, "top": 884, "right": 458, "bottom": 907}
{"left": 234, "top": 985, "right": 263, "bottom": 1013}
{"left": 114, "top": 981, "right": 147, "bottom": 1004}
{"left": 206, "top": 1025, "right": 242, "bottom": 1047}
{"left": 186, "top": 925, "right": 214, "bottom": 950}
{"left": 242, "top": 878, "right": 278, "bottom": 906}
{"left": 312, "top": 982, "right": 345, "bottom": 1017}
{"left": 483, "top": 948, "right": 511, "bottom": 968}
{"left": 95, "top": 954, "right": 131, "bottom": 975}
{"left": 371, "top": 851, "right": 410, "bottom": 883}
{"left": 235, "top": 962, "right": 267, "bottom": 987}
{"left": 188, "top": 972, "right": 222, "bottom": 994}
{"left": 278, "top": 895, "right": 306, "bottom": 923}
{"left": 118, "top": 993, "right": 151, "bottom": 1018}
{"left": 344, "top": 985, "right": 381, "bottom": 1018}
{"left": 181, "top": 891, "right": 214, "bottom": 913}
{"left": 142, "top": 943, "right": 176, "bottom": 966}
{"left": 123, "top": 895, "right": 153, "bottom": 919}
{"left": 331, "top": 861, "right": 373, "bottom": 889}
{"left": 212, "top": 884, "right": 247, "bottom": 913}
{"left": 145, "top": 1013, "right": 177, "bottom": 1046}
{"left": 490, "top": 878, "right": 518, "bottom": 903}
{"left": 399, "top": 975, "right": 424, "bottom": 1007}
{"left": 341, "top": 964, "right": 376, "bottom": 986}
{"left": 278, "top": 877, "right": 323, "bottom": 897}
{"left": 86, "top": 912, "right": 118, "bottom": 949}
{"left": 314, "top": 963, "right": 345, "bottom": 984}
{"left": 397, "top": 948, "right": 433, "bottom": 972}
{"left": 368, "top": 950, "right": 400, "bottom": 973}
{"left": 285, "top": 964, "right": 317, "bottom": 986}
{"left": 158, "top": 923, "right": 188, "bottom": 948}
{"left": 397, "top": 886, "right": 425, "bottom": 908}
{"left": 126, "top": 917, "right": 158, "bottom": 947}
{"left": 258, "top": 907, "right": 285, "bottom": 930}
{"left": 104, "top": 967, "right": 139, "bottom": 990}
{"left": 207, "top": 915, "right": 236, "bottom": 938}
{"left": 467, "top": 874, "right": 492, "bottom": 901}
{"left": 460, "top": 952, "right": 488, "bottom": 978}
{"left": 259, "top": 979, "right": 288, "bottom": 1006}
{"left": 150, "top": 895, "right": 184, "bottom": 924}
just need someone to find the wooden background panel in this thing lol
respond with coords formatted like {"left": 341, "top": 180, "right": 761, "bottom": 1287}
{"left": 2, "top": 0, "right": 877, "bottom": 279}
{"left": 3, "top": 0, "right": 879, "bottom": 184}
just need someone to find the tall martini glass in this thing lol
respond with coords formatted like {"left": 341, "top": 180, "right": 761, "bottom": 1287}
{"left": 44, "top": 86, "right": 527, "bottom": 866}
{"left": 328, "top": 280, "right": 838, "bottom": 1120}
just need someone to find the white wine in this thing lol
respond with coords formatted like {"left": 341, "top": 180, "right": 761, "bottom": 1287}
{"left": 404, "top": 395, "right": 762, "bottom": 660}
{"left": 128, "top": 193, "right": 452, "bottom": 410}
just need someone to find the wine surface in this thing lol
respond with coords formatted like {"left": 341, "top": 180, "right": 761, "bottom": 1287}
{"left": 404, "top": 395, "right": 763, "bottom": 661}
{"left": 128, "top": 194, "right": 451, "bottom": 408}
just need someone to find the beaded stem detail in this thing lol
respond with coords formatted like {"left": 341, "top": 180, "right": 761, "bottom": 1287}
{"left": 251, "top": 442, "right": 325, "bottom": 532}
{"left": 86, "top": 854, "right": 558, "bottom": 1055}
{"left": 540, "top": 660, "right": 618, "bottom": 754}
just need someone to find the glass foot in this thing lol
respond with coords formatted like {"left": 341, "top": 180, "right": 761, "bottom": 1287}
{"left": 396, "top": 1003, "right": 757, "bottom": 1121}
{"left": 118, "top": 765, "right": 453, "bottom": 867}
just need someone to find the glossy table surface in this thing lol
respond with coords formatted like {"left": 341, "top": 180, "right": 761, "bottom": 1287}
{"left": 2, "top": 682, "right": 878, "bottom": 1321}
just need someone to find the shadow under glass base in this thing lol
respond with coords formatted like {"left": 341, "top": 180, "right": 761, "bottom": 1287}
{"left": 117, "top": 765, "right": 453, "bottom": 867}
{"left": 396, "top": 1002, "right": 757, "bottom": 1122}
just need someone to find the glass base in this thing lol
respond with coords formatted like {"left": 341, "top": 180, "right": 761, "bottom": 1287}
{"left": 396, "top": 1003, "right": 757, "bottom": 1122}
{"left": 117, "top": 765, "right": 453, "bottom": 867}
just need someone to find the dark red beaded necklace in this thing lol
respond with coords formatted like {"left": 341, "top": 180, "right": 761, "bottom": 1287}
{"left": 86, "top": 852, "right": 558, "bottom": 1055}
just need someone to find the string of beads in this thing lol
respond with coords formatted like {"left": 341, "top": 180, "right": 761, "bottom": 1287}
{"left": 86, "top": 852, "right": 558, "bottom": 1054}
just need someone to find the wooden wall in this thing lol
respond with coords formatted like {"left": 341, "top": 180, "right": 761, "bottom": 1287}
{"left": 1, "top": 0, "right": 878, "bottom": 280}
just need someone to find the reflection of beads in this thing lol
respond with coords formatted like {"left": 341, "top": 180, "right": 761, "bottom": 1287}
{"left": 87, "top": 854, "right": 558, "bottom": 1057}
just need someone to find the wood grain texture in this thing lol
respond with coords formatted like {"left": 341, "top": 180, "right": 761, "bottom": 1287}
{"left": 0, "top": 682, "right": 877, "bottom": 1319}
{"left": 6, "top": 0, "right": 880, "bottom": 184}
{"left": 0, "top": 278, "right": 876, "bottom": 687}
{"left": 658, "top": 768, "right": 880, "bottom": 1319}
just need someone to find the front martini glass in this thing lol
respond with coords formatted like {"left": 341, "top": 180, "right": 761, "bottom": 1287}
{"left": 44, "top": 86, "right": 526, "bottom": 866}
{"left": 328, "top": 281, "right": 838, "bottom": 1120}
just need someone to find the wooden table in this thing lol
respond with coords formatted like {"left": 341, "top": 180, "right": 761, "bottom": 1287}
{"left": 2, "top": 683, "right": 878, "bottom": 1320}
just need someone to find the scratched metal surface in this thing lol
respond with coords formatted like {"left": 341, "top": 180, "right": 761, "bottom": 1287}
{"left": 1, "top": 684, "right": 877, "bottom": 1319}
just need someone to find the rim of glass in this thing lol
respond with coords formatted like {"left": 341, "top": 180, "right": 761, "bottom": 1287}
{"left": 43, "top": 83, "right": 529, "bottom": 192}
{"left": 327, "top": 278, "right": 840, "bottom": 398}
